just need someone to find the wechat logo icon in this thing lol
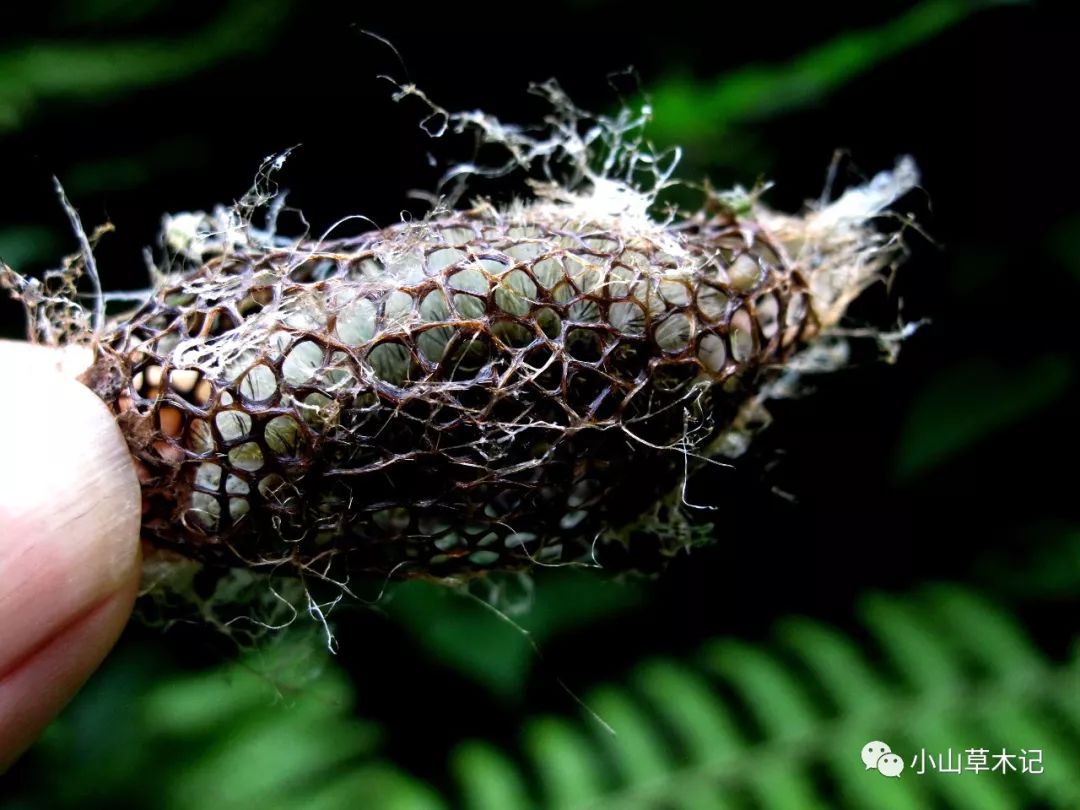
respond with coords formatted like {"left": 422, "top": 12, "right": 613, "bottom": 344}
{"left": 862, "top": 741, "right": 905, "bottom": 778}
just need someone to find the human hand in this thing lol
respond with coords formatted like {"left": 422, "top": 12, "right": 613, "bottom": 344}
{"left": 0, "top": 341, "right": 141, "bottom": 769}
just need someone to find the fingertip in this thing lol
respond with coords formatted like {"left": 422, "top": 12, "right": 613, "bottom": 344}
{"left": 0, "top": 360, "right": 142, "bottom": 602}
{"left": 0, "top": 568, "right": 140, "bottom": 770}
{"left": 0, "top": 345, "right": 142, "bottom": 767}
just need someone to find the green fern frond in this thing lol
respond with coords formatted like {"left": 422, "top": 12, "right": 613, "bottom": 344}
{"left": 10, "top": 585, "right": 1076, "bottom": 810}
{"left": 446, "top": 585, "right": 1080, "bottom": 809}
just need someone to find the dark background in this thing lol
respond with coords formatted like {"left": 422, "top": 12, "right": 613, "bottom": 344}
{"left": 2, "top": 1, "right": 1078, "bottom": 807}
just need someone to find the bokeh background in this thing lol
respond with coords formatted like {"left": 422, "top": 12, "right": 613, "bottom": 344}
{"left": 2, "top": 1, "right": 1078, "bottom": 807}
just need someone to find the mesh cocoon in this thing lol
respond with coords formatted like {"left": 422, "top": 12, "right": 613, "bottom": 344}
{"left": 82, "top": 204, "right": 818, "bottom": 580}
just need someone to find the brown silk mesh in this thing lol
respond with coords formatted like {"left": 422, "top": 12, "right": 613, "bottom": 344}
{"left": 82, "top": 207, "right": 818, "bottom": 579}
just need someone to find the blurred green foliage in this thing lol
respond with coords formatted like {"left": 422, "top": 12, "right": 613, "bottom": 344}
{"left": 458, "top": 586, "right": 1072, "bottom": 810}
{"left": 645, "top": 0, "right": 1004, "bottom": 147}
{"left": 0, "top": 224, "right": 57, "bottom": 270}
{"left": 6, "top": 638, "right": 443, "bottom": 810}
{"left": 386, "top": 572, "right": 644, "bottom": 699}
{"left": 0, "top": 0, "right": 290, "bottom": 133}
{"left": 893, "top": 355, "right": 1072, "bottom": 480}
{"left": 1046, "top": 213, "right": 1080, "bottom": 284}
{"left": 8, "top": 587, "right": 1079, "bottom": 808}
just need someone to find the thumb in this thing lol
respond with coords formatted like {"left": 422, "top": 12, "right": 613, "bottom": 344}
{"left": 0, "top": 342, "right": 141, "bottom": 769}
